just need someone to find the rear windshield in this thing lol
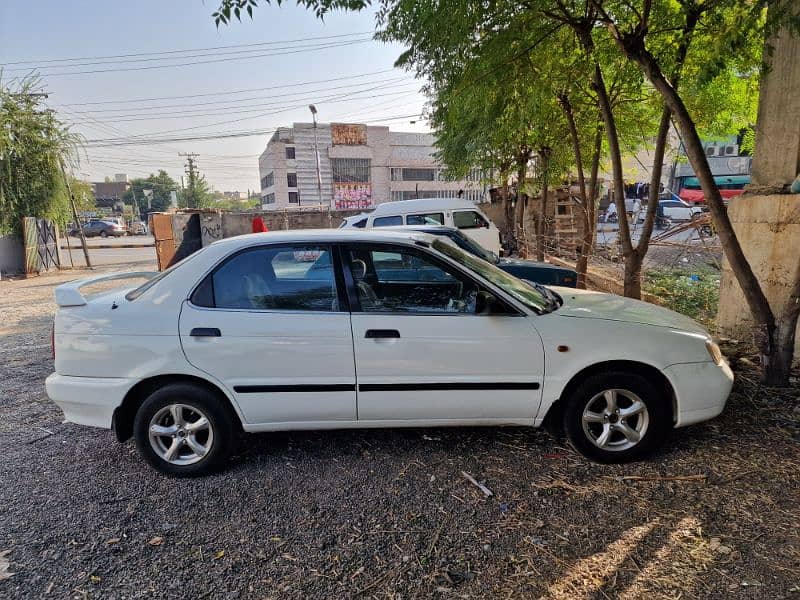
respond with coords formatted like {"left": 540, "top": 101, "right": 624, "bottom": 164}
{"left": 125, "top": 249, "right": 205, "bottom": 301}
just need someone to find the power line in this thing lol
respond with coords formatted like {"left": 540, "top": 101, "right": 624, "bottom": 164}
{"left": 65, "top": 84, "right": 422, "bottom": 124}
{"left": 75, "top": 79, "right": 421, "bottom": 140}
{"left": 1, "top": 30, "right": 373, "bottom": 66}
{"left": 54, "top": 68, "right": 397, "bottom": 106}
{"left": 81, "top": 112, "right": 422, "bottom": 147}
{"left": 61, "top": 75, "right": 413, "bottom": 115}
{"left": 4, "top": 35, "right": 375, "bottom": 72}
{"left": 9, "top": 39, "right": 374, "bottom": 77}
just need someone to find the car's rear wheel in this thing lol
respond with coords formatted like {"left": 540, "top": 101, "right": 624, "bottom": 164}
{"left": 100, "top": 230, "right": 108, "bottom": 238}
{"left": 562, "top": 372, "right": 670, "bottom": 463}
{"left": 133, "top": 383, "right": 236, "bottom": 476}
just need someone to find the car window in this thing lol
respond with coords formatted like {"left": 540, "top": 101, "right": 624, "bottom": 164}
{"left": 346, "top": 245, "right": 479, "bottom": 314}
{"left": 352, "top": 218, "right": 367, "bottom": 228}
{"left": 405, "top": 212, "right": 444, "bottom": 225}
{"left": 373, "top": 215, "right": 403, "bottom": 227}
{"left": 203, "top": 245, "right": 338, "bottom": 311}
{"left": 453, "top": 210, "right": 489, "bottom": 229}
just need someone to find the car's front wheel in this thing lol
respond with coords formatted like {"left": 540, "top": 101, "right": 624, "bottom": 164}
{"left": 562, "top": 372, "right": 670, "bottom": 463}
{"left": 133, "top": 383, "right": 236, "bottom": 476}
{"left": 100, "top": 230, "right": 108, "bottom": 238}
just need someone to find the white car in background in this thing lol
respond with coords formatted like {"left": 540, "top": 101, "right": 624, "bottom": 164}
{"left": 658, "top": 199, "right": 703, "bottom": 221}
{"left": 659, "top": 199, "right": 704, "bottom": 221}
{"left": 340, "top": 198, "right": 502, "bottom": 254}
{"left": 46, "top": 230, "right": 732, "bottom": 476}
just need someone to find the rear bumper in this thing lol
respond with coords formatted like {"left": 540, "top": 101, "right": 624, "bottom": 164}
{"left": 45, "top": 373, "right": 136, "bottom": 428}
{"left": 664, "top": 360, "right": 734, "bottom": 427}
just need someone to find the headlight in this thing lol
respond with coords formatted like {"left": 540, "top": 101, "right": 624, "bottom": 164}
{"left": 705, "top": 339, "right": 723, "bottom": 365}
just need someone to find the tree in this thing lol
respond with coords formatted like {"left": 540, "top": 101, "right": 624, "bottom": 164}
{"left": 586, "top": 0, "right": 799, "bottom": 384}
{"left": 0, "top": 77, "right": 81, "bottom": 235}
{"left": 123, "top": 170, "right": 180, "bottom": 214}
{"left": 178, "top": 173, "right": 213, "bottom": 209}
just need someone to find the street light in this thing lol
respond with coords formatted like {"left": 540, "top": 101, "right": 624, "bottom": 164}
{"left": 309, "top": 104, "right": 323, "bottom": 207}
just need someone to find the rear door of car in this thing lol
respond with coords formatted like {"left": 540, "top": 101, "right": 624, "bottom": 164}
{"left": 179, "top": 243, "right": 357, "bottom": 426}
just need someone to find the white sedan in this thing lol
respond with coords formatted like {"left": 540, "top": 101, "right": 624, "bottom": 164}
{"left": 46, "top": 230, "right": 733, "bottom": 476}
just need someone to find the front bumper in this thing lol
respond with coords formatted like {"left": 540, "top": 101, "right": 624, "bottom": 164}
{"left": 45, "top": 373, "right": 137, "bottom": 428}
{"left": 664, "top": 360, "right": 734, "bottom": 427}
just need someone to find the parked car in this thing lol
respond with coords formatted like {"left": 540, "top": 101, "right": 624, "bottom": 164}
{"left": 659, "top": 199, "right": 703, "bottom": 221}
{"left": 73, "top": 219, "right": 127, "bottom": 238}
{"left": 339, "top": 198, "right": 502, "bottom": 255}
{"left": 387, "top": 225, "right": 576, "bottom": 287}
{"left": 47, "top": 229, "right": 732, "bottom": 476}
{"left": 129, "top": 220, "right": 148, "bottom": 235}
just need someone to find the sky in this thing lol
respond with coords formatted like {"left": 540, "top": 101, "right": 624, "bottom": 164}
{"left": 0, "top": 0, "right": 429, "bottom": 193}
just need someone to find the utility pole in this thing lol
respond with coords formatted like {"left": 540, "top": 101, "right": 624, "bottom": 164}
{"left": 179, "top": 153, "right": 200, "bottom": 208}
{"left": 59, "top": 162, "right": 92, "bottom": 268}
{"left": 309, "top": 105, "right": 322, "bottom": 207}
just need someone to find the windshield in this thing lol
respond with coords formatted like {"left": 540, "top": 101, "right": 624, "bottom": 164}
{"left": 432, "top": 239, "right": 550, "bottom": 313}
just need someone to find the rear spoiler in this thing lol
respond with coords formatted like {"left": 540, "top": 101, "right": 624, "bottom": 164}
{"left": 54, "top": 271, "right": 158, "bottom": 307}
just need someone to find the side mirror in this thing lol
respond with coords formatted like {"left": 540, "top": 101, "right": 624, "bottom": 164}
{"left": 475, "top": 291, "right": 497, "bottom": 315}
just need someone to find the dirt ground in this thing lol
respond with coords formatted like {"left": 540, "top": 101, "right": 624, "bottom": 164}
{"left": 1, "top": 268, "right": 798, "bottom": 599}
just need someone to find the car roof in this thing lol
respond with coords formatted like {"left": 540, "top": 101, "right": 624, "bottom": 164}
{"left": 209, "top": 228, "right": 439, "bottom": 249}
{"left": 370, "top": 198, "right": 482, "bottom": 215}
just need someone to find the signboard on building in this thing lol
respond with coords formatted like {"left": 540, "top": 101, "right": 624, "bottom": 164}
{"left": 334, "top": 183, "right": 373, "bottom": 210}
{"left": 331, "top": 123, "right": 367, "bottom": 146}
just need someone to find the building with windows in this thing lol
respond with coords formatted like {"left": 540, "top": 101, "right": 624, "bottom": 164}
{"left": 258, "top": 123, "right": 486, "bottom": 210}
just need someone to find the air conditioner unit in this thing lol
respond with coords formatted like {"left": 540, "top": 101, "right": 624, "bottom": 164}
{"left": 705, "top": 146, "right": 717, "bottom": 157}
{"left": 723, "top": 145, "right": 739, "bottom": 156}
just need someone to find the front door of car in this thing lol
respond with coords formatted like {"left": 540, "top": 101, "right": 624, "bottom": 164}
{"left": 343, "top": 243, "right": 544, "bottom": 423}
{"left": 179, "top": 243, "right": 357, "bottom": 426}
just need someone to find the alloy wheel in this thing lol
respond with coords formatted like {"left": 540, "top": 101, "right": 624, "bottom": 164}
{"left": 148, "top": 403, "right": 214, "bottom": 466}
{"left": 581, "top": 389, "right": 649, "bottom": 452}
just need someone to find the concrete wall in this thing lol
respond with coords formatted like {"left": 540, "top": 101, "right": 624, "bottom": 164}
{"left": 717, "top": 195, "right": 800, "bottom": 350}
{"left": 0, "top": 234, "right": 25, "bottom": 275}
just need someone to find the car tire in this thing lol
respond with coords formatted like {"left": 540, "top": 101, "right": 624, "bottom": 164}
{"left": 100, "top": 231, "right": 108, "bottom": 238}
{"left": 134, "top": 383, "right": 237, "bottom": 476}
{"left": 562, "top": 371, "right": 670, "bottom": 463}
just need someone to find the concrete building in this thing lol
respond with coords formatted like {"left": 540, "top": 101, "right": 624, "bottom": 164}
{"left": 258, "top": 123, "right": 486, "bottom": 210}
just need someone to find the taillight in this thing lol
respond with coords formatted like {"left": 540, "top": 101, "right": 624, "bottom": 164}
{"left": 51, "top": 321, "right": 55, "bottom": 360}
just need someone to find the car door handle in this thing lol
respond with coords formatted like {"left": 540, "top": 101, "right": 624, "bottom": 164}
{"left": 190, "top": 327, "right": 221, "bottom": 337}
{"left": 365, "top": 329, "right": 400, "bottom": 339}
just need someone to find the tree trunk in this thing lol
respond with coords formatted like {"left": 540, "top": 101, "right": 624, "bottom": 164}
{"left": 515, "top": 149, "right": 531, "bottom": 257}
{"left": 537, "top": 149, "right": 551, "bottom": 262}
{"left": 614, "top": 37, "right": 780, "bottom": 378}
{"left": 593, "top": 62, "right": 637, "bottom": 297}
{"left": 634, "top": 105, "right": 671, "bottom": 263}
{"left": 559, "top": 93, "right": 594, "bottom": 287}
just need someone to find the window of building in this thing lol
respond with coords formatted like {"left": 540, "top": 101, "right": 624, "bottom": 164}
{"left": 261, "top": 172, "right": 274, "bottom": 189}
{"left": 406, "top": 212, "right": 444, "bottom": 225}
{"left": 453, "top": 210, "right": 488, "bottom": 229}
{"left": 345, "top": 245, "right": 478, "bottom": 313}
{"left": 285, "top": 146, "right": 296, "bottom": 159}
{"left": 331, "top": 158, "right": 371, "bottom": 183}
{"left": 373, "top": 215, "right": 403, "bottom": 227}
{"left": 287, "top": 173, "right": 298, "bottom": 188}
{"left": 200, "top": 245, "right": 338, "bottom": 311}
{"left": 288, "top": 191, "right": 299, "bottom": 203}
{"left": 400, "top": 168, "right": 436, "bottom": 181}
{"left": 262, "top": 193, "right": 276, "bottom": 205}
{"left": 390, "top": 190, "right": 463, "bottom": 202}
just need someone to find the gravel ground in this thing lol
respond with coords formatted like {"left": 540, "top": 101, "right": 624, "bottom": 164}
{"left": 1, "top": 269, "right": 799, "bottom": 599}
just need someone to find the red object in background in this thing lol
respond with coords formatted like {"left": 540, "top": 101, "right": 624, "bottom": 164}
{"left": 251, "top": 216, "right": 268, "bottom": 233}
{"left": 678, "top": 188, "right": 745, "bottom": 204}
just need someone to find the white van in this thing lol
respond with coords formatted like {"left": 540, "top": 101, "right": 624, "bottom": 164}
{"left": 339, "top": 198, "right": 501, "bottom": 254}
